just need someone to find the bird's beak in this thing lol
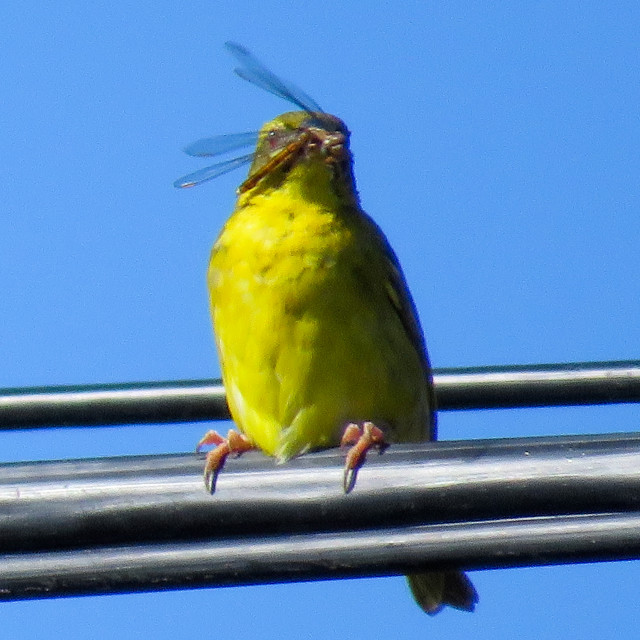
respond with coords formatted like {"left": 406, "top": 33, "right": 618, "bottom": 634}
{"left": 307, "top": 128, "right": 348, "bottom": 164}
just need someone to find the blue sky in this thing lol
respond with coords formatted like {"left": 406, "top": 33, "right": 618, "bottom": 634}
{"left": 1, "top": 2, "right": 639, "bottom": 638}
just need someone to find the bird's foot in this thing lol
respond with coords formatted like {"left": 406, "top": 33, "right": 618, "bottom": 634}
{"left": 196, "top": 429, "right": 254, "bottom": 494}
{"left": 340, "top": 421, "right": 388, "bottom": 493}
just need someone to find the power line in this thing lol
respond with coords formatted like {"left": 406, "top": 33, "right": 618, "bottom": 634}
{"left": 1, "top": 360, "right": 639, "bottom": 429}
{"left": 1, "top": 359, "right": 639, "bottom": 601}
{"left": 3, "top": 512, "right": 639, "bottom": 601}
{"left": 2, "top": 432, "right": 640, "bottom": 600}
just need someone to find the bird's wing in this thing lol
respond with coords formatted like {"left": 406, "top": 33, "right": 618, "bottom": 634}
{"left": 361, "top": 211, "right": 438, "bottom": 440}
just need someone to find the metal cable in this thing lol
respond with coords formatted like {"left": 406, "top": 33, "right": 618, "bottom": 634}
{"left": 1, "top": 360, "right": 639, "bottom": 429}
{"left": 2, "top": 432, "right": 640, "bottom": 600}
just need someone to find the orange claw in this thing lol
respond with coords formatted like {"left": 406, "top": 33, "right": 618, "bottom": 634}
{"left": 197, "top": 429, "right": 254, "bottom": 494}
{"left": 196, "top": 430, "right": 227, "bottom": 452}
{"left": 340, "top": 421, "right": 388, "bottom": 493}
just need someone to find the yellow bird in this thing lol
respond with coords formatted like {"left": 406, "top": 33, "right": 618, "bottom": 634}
{"left": 176, "top": 43, "right": 477, "bottom": 616}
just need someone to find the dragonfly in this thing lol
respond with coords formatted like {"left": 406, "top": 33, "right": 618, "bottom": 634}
{"left": 174, "top": 42, "right": 324, "bottom": 189}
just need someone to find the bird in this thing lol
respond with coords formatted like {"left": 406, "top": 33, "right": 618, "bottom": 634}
{"left": 175, "top": 42, "right": 478, "bottom": 616}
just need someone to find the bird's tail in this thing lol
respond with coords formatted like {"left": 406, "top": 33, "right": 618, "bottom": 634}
{"left": 406, "top": 571, "right": 478, "bottom": 615}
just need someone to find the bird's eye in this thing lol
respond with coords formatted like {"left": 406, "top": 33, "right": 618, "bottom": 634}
{"left": 267, "top": 129, "right": 279, "bottom": 149}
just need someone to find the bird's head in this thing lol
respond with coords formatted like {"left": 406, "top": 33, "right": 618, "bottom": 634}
{"left": 239, "top": 111, "right": 356, "bottom": 203}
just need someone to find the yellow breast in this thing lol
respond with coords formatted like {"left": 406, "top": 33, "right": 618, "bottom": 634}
{"left": 208, "top": 168, "right": 429, "bottom": 461}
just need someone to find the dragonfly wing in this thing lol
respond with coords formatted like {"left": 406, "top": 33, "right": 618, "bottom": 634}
{"left": 174, "top": 153, "right": 254, "bottom": 189}
{"left": 225, "top": 41, "right": 323, "bottom": 114}
{"left": 183, "top": 131, "right": 259, "bottom": 158}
